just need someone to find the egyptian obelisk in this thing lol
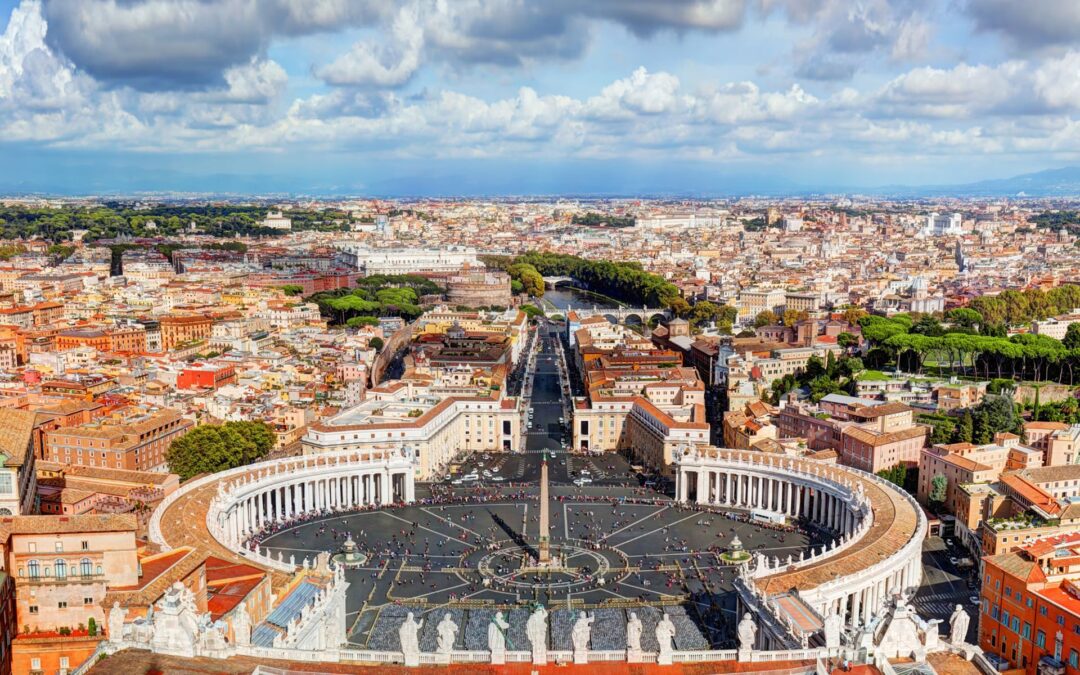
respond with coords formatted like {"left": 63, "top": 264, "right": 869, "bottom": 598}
{"left": 538, "top": 450, "right": 551, "bottom": 564}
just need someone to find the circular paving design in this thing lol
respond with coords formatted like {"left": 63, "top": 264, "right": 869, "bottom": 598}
{"left": 254, "top": 484, "right": 828, "bottom": 648}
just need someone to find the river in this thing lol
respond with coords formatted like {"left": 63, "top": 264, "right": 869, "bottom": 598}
{"left": 540, "top": 287, "right": 621, "bottom": 313}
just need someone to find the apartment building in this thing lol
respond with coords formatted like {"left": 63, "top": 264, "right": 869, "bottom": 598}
{"left": 55, "top": 326, "right": 146, "bottom": 354}
{"left": 159, "top": 314, "right": 213, "bottom": 351}
{"left": 43, "top": 409, "right": 193, "bottom": 473}
{"left": 980, "top": 532, "right": 1080, "bottom": 675}
{"left": 722, "top": 400, "right": 778, "bottom": 450}
{"left": 1020, "top": 422, "right": 1080, "bottom": 467}
{"left": 0, "top": 514, "right": 138, "bottom": 675}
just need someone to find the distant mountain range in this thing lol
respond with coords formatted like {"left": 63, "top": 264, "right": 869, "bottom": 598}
{"left": 861, "top": 166, "right": 1080, "bottom": 198}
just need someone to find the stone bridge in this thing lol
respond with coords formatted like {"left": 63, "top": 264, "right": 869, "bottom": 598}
{"left": 572, "top": 305, "right": 671, "bottom": 325}
{"left": 542, "top": 276, "right": 577, "bottom": 289}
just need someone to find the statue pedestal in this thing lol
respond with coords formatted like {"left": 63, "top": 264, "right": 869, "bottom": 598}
{"left": 574, "top": 649, "right": 588, "bottom": 664}
{"left": 626, "top": 648, "right": 643, "bottom": 663}
{"left": 402, "top": 651, "right": 420, "bottom": 668}
{"left": 658, "top": 649, "right": 673, "bottom": 666}
{"left": 738, "top": 648, "right": 753, "bottom": 662}
{"left": 434, "top": 652, "right": 452, "bottom": 665}
{"left": 532, "top": 651, "right": 546, "bottom": 666}
{"left": 491, "top": 650, "right": 505, "bottom": 665}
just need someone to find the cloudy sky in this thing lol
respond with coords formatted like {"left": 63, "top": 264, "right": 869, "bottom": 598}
{"left": 1, "top": 0, "right": 1080, "bottom": 195}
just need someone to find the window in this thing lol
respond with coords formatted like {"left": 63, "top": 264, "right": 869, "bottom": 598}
{"left": 0, "top": 472, "right": 12, "bottom": 494}
{"left": 55, "top": 559, "right": 66, "bottom": 579}
{"left": 84, "top": 597, "right": 93, "bottom": 605}
{"left": 1011, "top": 617, "right": 1019, "bottom": 632}
{"left": 55, "top": 541, "right": 63, "bottom": 552}
{"left": 81, "top": 540, "right": 89, "bottom": 551}
{"left": 1058, "top": 615, "right": 1065, "bottom": 626}
{"left": 27, "top": 559, "right": 39, "bottom": 579}
{"left": 1040, "top": 607, "right": 1048, "bottom": 616}
{"left": 31, "top": 658, "right": 40, "bottom": 669}
{"left": 60, "top": 657, "right": 69, "bottom": 669}
{"left": 1023, "top": 623, "right": 1031, "bottom": 639}
{"left": 28, "top": 542, "right": 36, "bottom": 553}
{"left": 28, "top": 605, "right": 37, "bottom": 614}
{"left": 80, "top": 559, "right": 92, "bottom": 577}
{"left": 1036, "top": 630, "right": 1046, "bottom": 648}
{"left": 1071, "top": 651, "right": 1079, "bottom": 668}
{"left": 58, "top": 601, "right": 66, "bottom": 609}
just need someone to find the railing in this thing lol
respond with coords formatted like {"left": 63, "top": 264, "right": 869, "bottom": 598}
{"left": 70, "top": 642, "right": 117, "bottom": 675}
{"left": 673, "top": 649, "right": 737, "bottom": 662}
{"left": 96, "top": 636, "right": 845, "bottom": 670}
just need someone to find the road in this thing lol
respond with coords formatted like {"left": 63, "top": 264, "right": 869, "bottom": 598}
{"left": 911, "top": 536, "right": 980, "bottom": 643}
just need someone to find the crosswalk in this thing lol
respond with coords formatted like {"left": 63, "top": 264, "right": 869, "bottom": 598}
{"left": 911, "top": 590, "right": 974, "bottom": 618}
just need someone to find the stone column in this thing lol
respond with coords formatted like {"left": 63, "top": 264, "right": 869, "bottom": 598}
{"left": 725, "top": 473, "right": 732, "bottom": 505}
{"left": 696, "top": 470, "right": 707, "bottom": 505}
{"left": 381, "top": 470, "right": 391, "bottom": 504}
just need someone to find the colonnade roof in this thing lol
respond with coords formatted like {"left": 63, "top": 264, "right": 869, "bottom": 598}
{"left": 158, "top": 469, "right": 291, "bottom": 592}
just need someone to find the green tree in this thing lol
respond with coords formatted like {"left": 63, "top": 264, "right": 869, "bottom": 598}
{"left": 507, "top": 263, "right": 545, "bottom": 297}
{"left": 1064, "top": 323, "right": 1080, "bottom": 350}
{"left": 280, "top": 284, "right": 304, "bottom": 296}
{"left": 929, "top": 474, "right": 948, "bottom": 506}
{"left": 369, "top": 337, "right": 385, "bottom": 352}
{"left": 877, "top": 464, "right": 908, "bottom": 489}
{"left": 782, "top": 309, "right": 809, "bottom": 327}
{"left": 969, "top": 296, "right": 1007, "bottom": 327}
{"left": 837, "top": 332, "right": 858, "bottom": 349}
{"left": 689, "top": 300, "right": 720, "bottom": 326}
{"left": 520, "top": 304, "right": 545, "bottom": 319}
{"left": 954, "top": 411, "right": 974, "bottom": 443}
{"left": 842, "top": 306, "right": 868, "bottom": 326}
{"left": 753, "top": 310, "right": 777, "bottom": 328}
{"left": 166, "top": 422, "right": 275, "bottom": 481}
{"left": 946, "top": 308, "right": 982, "bottom": 328}
{"left": 346, "top": 316, "right": 380, "bottom": 327}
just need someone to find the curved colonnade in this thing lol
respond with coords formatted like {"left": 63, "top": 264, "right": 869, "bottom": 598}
{"left": 150, "top": 448, "right": 418, "bottom": 572}
{"left": 674, "top": 448, "right": 926, "bottom": 649}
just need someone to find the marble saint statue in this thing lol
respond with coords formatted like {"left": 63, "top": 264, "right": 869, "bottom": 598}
{"left": 948, "top": 604, "right": 969, "bottom": 645}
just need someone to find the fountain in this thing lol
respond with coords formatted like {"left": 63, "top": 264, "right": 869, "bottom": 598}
{"left": 331, "top": 534, "right": 368, "bottom": 569}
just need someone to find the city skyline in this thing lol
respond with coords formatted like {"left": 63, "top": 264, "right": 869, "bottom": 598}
{"left": 2, "top": 0, "right": 1080, "bottom": 194}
